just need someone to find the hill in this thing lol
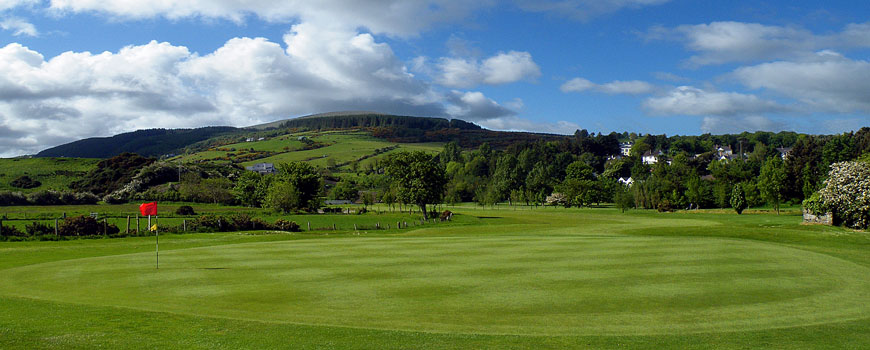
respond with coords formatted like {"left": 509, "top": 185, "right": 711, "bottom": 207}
{"left": 35, "top": 127, "right": 239, "bottom": 158}
{"left": 34, "top": 112, "right": 564, "bottom": 159}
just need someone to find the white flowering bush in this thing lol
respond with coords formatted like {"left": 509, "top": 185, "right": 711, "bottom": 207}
{"left": 819, "top": 161, "right": 870, "bottom": 229}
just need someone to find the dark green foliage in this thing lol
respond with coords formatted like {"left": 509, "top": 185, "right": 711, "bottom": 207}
{"left": 0, "top": 191, "right": 28, "bottom": 206}
{"left": 329, "top": 180, "right": 358, "bottom": 201}
{"left": 385, "top": 151, "right": 447, "bottom": 219}
{"left": 273, "top": 219, "right": 300, "bottom": 232}
{"left": 279, "top": 113, "right": 481, "bottom": 131}
{"left": 267, "top": 162, "right": 322, "bottom": 213}
{"left": 0, "top": 221, "right": 25, "bottom": 237}
{"left": 175, "top": 205, "right": 196, "bottom": 215}
{"left": 614, "top": 185, "right": 634, "bottom": 213}
{"left": 58, "top": 215, "right": 118, "bottom": 236}
{"left": 758, "top": 157, "right": 787, "bottom": 214}
{"left": 25, "top": 222, "right": 54, "bottom": 236}
{"left": 36, "top": 127, "right": 239, "bottom": 158}
{"left": 0, "top": 190, "right": 96, "bottom": 207}
{"left": 9, "top": 175, "right": 40, "bottom": 189}
{"left": 731, "top": 185, "right": 748, "bottom": 215}
{"left": 71, "top": 153, "right": 155, "bottom": 196}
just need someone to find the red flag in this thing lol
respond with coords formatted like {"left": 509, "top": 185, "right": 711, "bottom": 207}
{"left": 139, "top": 202, "right": 157, "bottom": 216}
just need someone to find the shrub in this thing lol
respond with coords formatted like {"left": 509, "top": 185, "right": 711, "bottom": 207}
{"left": 58, "top": 215, "right": 101, "bottom": 236}
{"left": 175, "top": 205, "right": 196, "bottom": 215}
{"left": 656, "top": 199, "right": 673, "bottom": 213}
{"left": 0, "top": 191, "right": 27, "bottom": 206}
{"left": 819, "top": 161, "right": 870, "bottom": 229}
{"left": 27, "top": 190, "right": 62, "bottom": 205}
{"left": 10, "top": 175, "right": 40, "bottom": 189}
{"left": 730, "top": 185, "right": 747, "bottom": 215}
{"left": 802, "top": 192, "right": 829, "bottom": 215}
{"left": 192, "top": 215, "right": 223, "bottom": 231}
{"left": 273, "top": 219, "right": 300, "bottom": 232}
{"left": 26, "top": 222, "right": 54, "bottom": 236}
{"left": 0, "top": 223, "right": 25, "bottom": 237}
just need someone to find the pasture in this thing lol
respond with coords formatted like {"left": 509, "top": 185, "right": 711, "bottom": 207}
{"left": 1, "top": 206, "right": 869, "bottom": 349}
{"left": 0, "top": 158, "right": 98, "bottom": 193}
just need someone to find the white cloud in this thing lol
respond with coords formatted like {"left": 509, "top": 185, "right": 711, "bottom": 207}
{"left": 445, "top": 91, "right": 515, "bottom": 120}
{"left": 561, "top": 77, "right": 655, "bottom": 95}
{"left": 0, "top": 0, "right": 36, "bottom": 11}
{"left": 649, "top": 21, "right": 870, "bottom": 66}
{"left": 478, "top": 115, "right": 580, "bottom": 135}
{"left": 434, "top": 51, "right": 541, "bottom": 88}
{"left": 0, "top": 17, "right": 37, "bottom": 36}
{"left": 732, "top": 53, "right": 870, "bottom": 113}
{"left": 0, "top": 23, "right": 521, "bottom": 156}
{"left": 47, "top": 0, "right": 493, "bottom": 37}
{"left": 516, "top": 0, "right": 672, "bottom": 20}
{"left": 700, "top": 115, "right": 786, "bottom": 134}
{"left": 642, "top": 86, "right": 787, "bottom": 116}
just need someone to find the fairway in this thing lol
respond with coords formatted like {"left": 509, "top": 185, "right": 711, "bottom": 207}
{"left": 2, "top": 227, "right": 869, "bottom": 337}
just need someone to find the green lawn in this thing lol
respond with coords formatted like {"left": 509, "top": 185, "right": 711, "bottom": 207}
{"left": 0, "top": 158, "right": 98, "bottom": 193}
{"left": 1, "top": 206, "right": 869, "bottom": 349}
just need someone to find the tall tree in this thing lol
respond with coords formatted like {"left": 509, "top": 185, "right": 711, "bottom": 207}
{"left": 385, "top": 151, "right": 447, "bottom": 219}
{"left": 758, "top": 157, "right": 787, "bottom": 214}
{"left": 272, "top": 162, "right": 323, "bottom": 212}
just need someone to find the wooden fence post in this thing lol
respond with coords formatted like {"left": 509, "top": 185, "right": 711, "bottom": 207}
{"left": 307, "top": 221, "right": 310, "bottom": 231}
{"left": 55, "top": 219, "right": 58, "bottom": 236}
{"left": 183, "top": 219, "right": 186, "bottom": 232}
{"left": 126, "top": 216, "right": 130, "bottom": 234}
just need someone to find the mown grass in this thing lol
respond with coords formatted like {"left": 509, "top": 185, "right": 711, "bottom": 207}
{"left": 0, "top": 158, "right": 98, "bottom": 193}
{"left": 1, "top": 206, "right": 869, "bottom": 349}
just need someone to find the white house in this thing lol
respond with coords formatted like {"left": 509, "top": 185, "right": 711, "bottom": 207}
{"left": 776, "top": 147, "right": 793, "bottom": 160}
{"left": 642, "top": 150, "right": 663, "bottom": 165}
{"left": 620, "top": 142, "right": 633, "bottom": 156}
{"left": 245, "top": 163, "right": 276, "bottom": 174}
{"left": 618, "top": 177, "right": 634, "bottom": 186}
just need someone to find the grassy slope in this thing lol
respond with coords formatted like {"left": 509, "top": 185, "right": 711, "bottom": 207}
{"left": 172, "top": 131, "right": 443, "bottom": 172}
{"left": 0, "top": 158, "right": 98, "bottom": 193}
{"left": 1, "top": 207, "right": 869, "bottom": 349}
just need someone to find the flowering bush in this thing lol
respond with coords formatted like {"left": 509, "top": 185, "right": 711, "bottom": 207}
{"left": 819, "top": 161, "right": 870, "bottom": 229}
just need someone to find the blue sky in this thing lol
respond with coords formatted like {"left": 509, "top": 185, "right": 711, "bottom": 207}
{"left": 0, "top": 0, "right": 868, "bottom": 156}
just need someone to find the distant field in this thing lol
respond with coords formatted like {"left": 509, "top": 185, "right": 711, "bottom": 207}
{"left": 1, "top": 206, "right": 869, "bottom": 349}
{"left": 173, "top": 130, "right": 443, "bottom": 171}
{"left": 0, "top": 158, "right": 98, "bottom": 193}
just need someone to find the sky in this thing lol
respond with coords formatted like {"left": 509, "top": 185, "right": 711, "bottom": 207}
{"left": 0, "top": 1, "right": 869, "bottom": 157}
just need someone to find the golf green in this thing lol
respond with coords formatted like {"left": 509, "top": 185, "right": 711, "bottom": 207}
{"left": 2, "top": 234, "right": 868, "bottom": 336}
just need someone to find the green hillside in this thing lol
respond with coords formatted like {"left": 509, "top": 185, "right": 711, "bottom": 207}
{"left": 174, "top": 130, "right": 444, "bottom": 172}
{"left": 0, "top": 158, "right": 99, "bottom": 193}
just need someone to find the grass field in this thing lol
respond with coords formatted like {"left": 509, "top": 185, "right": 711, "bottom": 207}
{"left": 172, "top": 130, "right": 443, "bottom": 173}
{"left": 0, "top": 158, "right": 98, "bottom": 193}
{"left": 1, "top": 206, "right": 869, "bottom": 349}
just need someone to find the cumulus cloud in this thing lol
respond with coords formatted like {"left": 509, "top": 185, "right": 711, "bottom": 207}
{"left": 47, "top": 0, "right": 493, "bottom": 37}
{"left": 445, "top": 91, "right": 515, "bottom": 120}
{"left": 732, "top": 52, "right": 870, "bottom": 113}
{"left": 648, "top": 21, "right": 870, "bottom": 66}
{"left": 0, "top": 0, "right": 36, "bottom": 11}
{"left": 434, "top": 51, "right": 541, "bottom": 88}
{"left": 561, "top": 77, "right": 655, "bottom": 95}
{"left": 516, "top": 0, "right": 671, "bottom": 20}
{"left": 478, "top": 115, "right": 580, "bottom": 135}
{"left": 0, "top": 22, "right": 521, "bottom": 156}
{"left": 700, "top": 115, "right": 786, "bottom": 134}
{"left": 0, "top": 17, "right": 37, "bottom": 36}
{"left": 642, "top": 86, "right": 787, "bottom": 116}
